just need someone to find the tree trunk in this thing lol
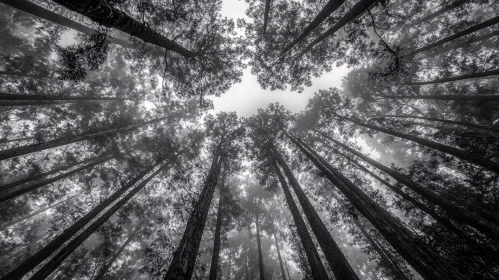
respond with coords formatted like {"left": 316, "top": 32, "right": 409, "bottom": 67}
{"left": 0, "top": 156, "right": 173, "bottom": 280}
{"left": 279, "top": 0, "right": 346, "bottom": 56}
{"left": 402, "top": 69, "right": 499, "bottom": 85}
{"left": 50, "top": 0, "right": 198, "bottom": 57}
{"left": 271, "top": 145, "right": 359, "bottom": 280}
{"left": 262, "top": 0, "right": 272, "bottom": 36}
{"left": 284, "top": 131, "right": 466, "bottom": 280}
{"left": 284, "top": 256, "right": 292, "bottom": 280}
{"left": 1, "top": 154, "right": 106, "bottom": 191}
{"left": 29, "top": 159, "right": 173, "bottom": 280}
{"left": 351, "top": 217, "right": 410, "bottom": 280}
{"left": 404, "top": 15, "right": 499, "bottom": 57}
{"left": 0, "top": 70, "right": 49, "bottom": 79}
{"left": 0, "top": 93, "right": 131, "bottom": 101}
{"left": 379, "top": 94, "right": 499, "bottom": 101}
{"left": 256, "top": 203, "right": 266, "bottom": 280}
{"left": 0, "top": 137, "right": 33, "bottom": 144}
{"left": 410, "top": 0, "right": 468, "bottom": 27}
{"left": 373, "top": 115, "right": 499, "bottom": 133}
{"left": 328, "top": 144, "right": 476, "bottom": 242}
{"left": 226, "top": 247, "right": 232, "bottom": 280}
{"left": 424, "top": 30, "right": 499, "bottom": 58}
{"left": 299, "top": 0, "right": 380, "bottom": 57}
{"left": 208, "top": 186, "right": 224, "bottom": 280}
{"left": 245, "top": 255, "right": 250, "bottom": 280}
{"left": 0, "top": 116, "right": 167, "bottom": 161}
{"left": 164, "top": 151, "right": 224, "bottom": 279}
{"left": 274, "top": 234, "right": 287, "bottom": 280}
{"left": 0, "top": 0, "right": 133, "bottom": 48}
{"left": 339, "top": 115, "right": 499, "bottom": 173}
{"left": 93, "top": 222, "right": 143, "bottom": 280}
{"left": 273, "top": 161, "right": 330, "bottom": 280}
{"left": 318, "top": 133, "right": 499, "bottom": 240}
{"left": 0, "top": 100, "right": 107, "bottom": 107}
{"left": 0, "top": 153, "right": 116, "bottom": 202}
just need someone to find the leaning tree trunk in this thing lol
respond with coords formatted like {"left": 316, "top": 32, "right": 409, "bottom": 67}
{"left": 0, "top": 116, "right": 167, "bottom": 161}
{"left": 379, "top": 94, "right": 499, "bottom": 101}
{"left": 424, "top": 30, "right": 499, "bottom": 58}
{"left": 0, "top": 93, "right": 131, "bottom": 101}
{"left": 164, "top": 151, "right": 224, "bottom": 279}
{"left": 373, "top": 115, "right": 499, "bottom": 133}
{"left": 279, "top": 0, "right": 346, "bottom": 56}
{"left": 49, "top": 0, "right": 198, "bottom": 57}
{"left": 274, "top": 233, "right": 287, "bottom": 280}
{"left": 208, "top": 178, "right": 225, "bottom": 280}
{"left": 273, "top": 161, "right": 330, "bottom": 280}
{"left": 404, "top": 15, "right": 499, "bottom": 57}
{"left": 0, "top": 156, "right": 173, "bottom": 280}
{"left": 351, "top": 217, "right": 410, "bottom": 280}
{"left": 271, "top": 145, "right": 359, "bottom": 280}
{"left": 402, "top": 69, "right": 499, "bottom": 85}
{"left": 298, "top": 0, "right": 380, "bottom": 57}
{"left": 255, "top": 204, "right": 266, "bottom": 280}
{"left": 262, "top": 0, "right": 272, "bottom": 35}
{"left": 1, "top": 153, "right": 104, "bottom": 191}
{"left": 409, "top": 0, "right": 468, "bottom": 27}
{"left": 0, "top": 136, "right": 33, "bottom": 144}
{"left": 337, "top": 115, "right": 499, "bottom": 173}
{"left": 0, "top": 100, "right": 105, "bottom": 107}
{"left": 284, "top": 131, "right": 466, "bottom": 280}
{"left": 327, "top": 144, "right": 476, "bottom": 242}
{"left": 0, "top": 0, "right": 133, "bottom": 48}
{"left": 317, "top": 130, "right": 499, "bottom": 232}
{"left": 29, "top": 159, "right": 172, "bottom": 280}
{"left": 0, "top": 153, "right": 116, "bottom": 202}
{"left": 93, "top": 222, "right": 144, "bottom": 280}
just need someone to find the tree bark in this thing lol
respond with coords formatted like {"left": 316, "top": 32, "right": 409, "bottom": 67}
{"left": 318, "top": 133, "right": 499, "bottom": 240}
{"left": 164, "top": 151, "right": 224, "bottom": 279}
{"left": 274, "top": 233, "right": 287, "bottom": 280}
{"left": 0, "top": 153, "right": 116, "bottom": 202}
{"left": 256, "top": 201, "right": 266, "bottom": 280}
{"left": 279, "top": 0, "right": 346, "bottom": 56}
{"left": 271, "top": 145, "right": 359, "bottom": 280}
{"left": 298, "top": 0, "right": 380, "bottom": 57}
{"left": 402, "top": 69, "right": 499, "bottom": 85}
{"left": 284, "top": 131, "right": 466, "bottom": 280}
{"left": 373, "top": 114, "right": 499, "bottom": 133}
{"left": 29, "top": 159, "right": 172, "bottom": 280}
{"left": 379, "top": 94, "right": 499, "bottom": 101}
{"left": 1, "top": 154, "right": 105, "bottom": 191}
{"left": 0, "top": 157, "right": 172, "bottom": 280}
{"left": 404, "top": 15, "right": 499, "bottom": 57}
{"left": 93, "top": 221, "right": 143, "bottom": 280}
{"left": 0, "top": 0, "right": 133, "bottom": 48}
{"left": 208, "top": 185, "right": 224, "bottom": 280}
{"left": 273, "top": 161, "right": 330, "bottom": 280}
{"left": 49, "top": 0, "right": 198, "bottom": 57}
{"left": 0, "top": 92, "right": 131, "bottom": 101}
{"left": 0, "top": 116, "right": 167, "bottom": 161}
{"left": 338, "top": 115, "right": 499, "bottom": 173}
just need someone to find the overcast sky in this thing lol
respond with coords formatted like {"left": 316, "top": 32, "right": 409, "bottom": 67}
{"left": 210, "top": 0, "right": 351, "bottom": 117}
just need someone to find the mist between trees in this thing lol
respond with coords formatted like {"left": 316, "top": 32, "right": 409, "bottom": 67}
{"left": 0, "top": 0, "right": 498, "bottom": 279}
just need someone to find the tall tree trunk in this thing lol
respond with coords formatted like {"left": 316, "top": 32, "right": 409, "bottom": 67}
{"left": 410, "top": 0, "right": 468, "bottom": 27}
{"left": 273, "top": 161, "right": 330, "bottom": 280}
{"left": 226, "top": 247, "right": 232, "bottom": 280}
{"left": 0, "top": 137, "right": 33, "bottom": 144}
{"left": 424, "top": 30, "right": 499, "bottom": 58}
{"left": 0, "top": 70, "right": 49, "bottom": 79}
{"left": 0, "top": 153, "right": 116, "bottom": 202}
{"left": 0, "top": 116, "right": 167, "bottom": 161}
{"left": 262, "top": 0, "right": 272, "bottom": 36}
{"left": 402, "top": 69, "right": 499, "bottom": 85}
{"left": 298, "top": 0, "right": 380, "bottom": 57}
{"left": 245, "top": 254, "right": 250, "bottom": 280}
{"left": 284, "top": 255, "right": 292, "bottom": 280}
{"left": 379, "top": 94, "right": 499, "bottom": 101}
{"left": 0, "top": 0, "right": 133, "bottom": 48}
{"left": 0, "top": 93, "right": 131, "bottom": 101}
{"left": 274, "top": 233, "right": 287, "bottom": 280}
{"left": 164, "top": 151, "right": 224, "bottom": 279}
{"left": 318, "top": 133, "right": 499, "bottom": 240}
{"left": 327, "top": 144, "right": 476, "bottom": 242}
{"left": 404, "top": 15, "right": 499, "bottom": 57}
{"left": 271, "top": 145, "right": 359, "bottom": 280}
{"left": 284, "top": 131, "right": 466, "bottom": 280}
{"left": 337, "top": 115, "right": 499, "bottom": 173}
{"left": 373, "top": 115, "right": 499, "bottom": 133}
{"left": 279, "top": 0, "right": 346, "bottom": 56}
{"left": 28, "top": 159, "right": 173, "bottom": 280}
{"left": 1, "top": 153, "right": 106, "bottom": 191}
{"left": 255, "top": 203, "right": 266, "bottom": 280}
{"left": 0, "top": 156, "right": 173, "bottom": 280}
{"left": 0, "top": 100, "right": 106, "bottom": 107}
{"left": 208, "top": 185, "right": 225, "bottom": 280}
{"left": 351, "top": 217, "right": 410, "bottom": 280}
{"left": 93, "top": 222, "right": 143, "bottom": 280}
{"left": 50, "top": 0, "right": 198, "bottom": 57}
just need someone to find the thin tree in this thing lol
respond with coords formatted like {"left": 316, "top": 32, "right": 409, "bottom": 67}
{"left": 378, "top": 94, "right": 499, "bottom": 101}
{"left": 262, "top": 0, "right": 272, "bottom": 36}
{"left": 403, "top": 69, "right": 499, "bottom": 85}
{"left": 255, "top": 198, "right": 265, "bottom": 280}
{"left": 0, "top": 93, "right": 131, "bottom": 101}
{"left": 208, "top": 168, "right": 226, "bottom": 280}
{"left": 408, "top": 0, "right": 468, "bottom": 27}
{"left": 274, "top": 233, "right": 287, "bottom": 280}
{"left": 372, "top": 115, "right": 499, "bottom": 133}
{"left": 424, "top": 30, "right": 499, "bottom": 58}
{"left": 284, "top": 131, "right": 466, "bottom": 280}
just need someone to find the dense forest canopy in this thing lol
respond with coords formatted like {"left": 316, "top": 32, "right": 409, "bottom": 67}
{"left": 0, "top": 0, "right": 498, "bottom": 279}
